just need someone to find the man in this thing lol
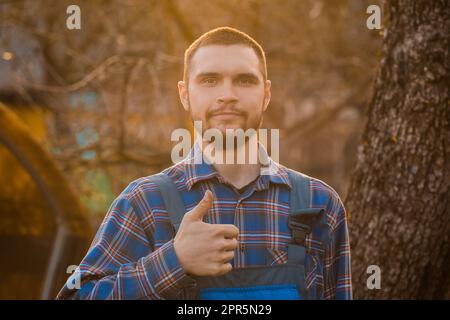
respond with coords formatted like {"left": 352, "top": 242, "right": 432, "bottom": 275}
{"left": 57, "top": 27, "right": 352, "bottom": 300}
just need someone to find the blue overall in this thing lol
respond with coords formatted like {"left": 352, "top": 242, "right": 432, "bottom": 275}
{"left": 149, "top": 170, "right": 324, "bottom": 300}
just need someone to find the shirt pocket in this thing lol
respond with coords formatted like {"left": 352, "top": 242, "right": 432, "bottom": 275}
{"left": 266, "top": 245, "right": 288, "bottom": 265}
{"left": 305, "top": 235, "right": 326, "bottom": 298}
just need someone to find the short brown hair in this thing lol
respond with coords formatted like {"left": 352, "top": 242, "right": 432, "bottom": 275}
{"left": 183, "top": 26, "right": 267, "bottom": 84}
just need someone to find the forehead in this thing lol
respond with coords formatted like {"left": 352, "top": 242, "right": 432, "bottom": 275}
{"left": 189, "top": 44, "right": 262, "bottom": 79}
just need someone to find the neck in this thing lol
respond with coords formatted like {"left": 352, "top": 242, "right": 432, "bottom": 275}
{"left": 200, "top": 139, "right": 261, "bottom": 190}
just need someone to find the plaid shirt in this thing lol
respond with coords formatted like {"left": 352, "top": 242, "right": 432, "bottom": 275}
{"left": 57, "top": 143, "right": 352, "bottom": 300}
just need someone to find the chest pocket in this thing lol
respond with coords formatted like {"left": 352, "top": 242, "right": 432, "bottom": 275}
{"left": 266, "top": 236, "right": 325, "bottom": 264}
{"left": 305, "top": 231, "right": 327, "bottom": 299}
{"left": 266, "top": 246, "right": 288, "bottom": 265}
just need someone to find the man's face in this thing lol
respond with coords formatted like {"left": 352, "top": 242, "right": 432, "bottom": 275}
{"left": 178, "top": 44, "right": 271, "bottom": 135}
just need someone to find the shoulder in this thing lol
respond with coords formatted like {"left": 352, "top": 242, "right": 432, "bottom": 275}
{"left": 116, "top": 164, "right": 187, "bottom": 212}
{"left": 119, "top": 175, "right": 160, "bottom": 202}
{"left": 284, "top": 167, "right": 346, "bottom": 229}
{"left": 284, "top": 167, "right": 342, "bottom": 204}
{"left": 310, "top": 177, "right": 343, "bottom": 209}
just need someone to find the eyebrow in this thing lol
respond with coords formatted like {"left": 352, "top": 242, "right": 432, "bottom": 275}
{"left": 195, "top": 72, "right": 221, "bottom": 80}
{"left": 235, "top": 73, "right": 260, "bottom": 81}
{"left": 195, "top": 72, "right": 261, "bottom": 82}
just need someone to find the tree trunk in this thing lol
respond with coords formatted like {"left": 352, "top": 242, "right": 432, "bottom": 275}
{"left": 345, "top": 1, "right": 450, "bottom": 299}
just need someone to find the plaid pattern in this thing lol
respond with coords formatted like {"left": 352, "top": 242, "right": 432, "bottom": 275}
{"left": 56, "top": 143, "right": 352, "bottom": 300}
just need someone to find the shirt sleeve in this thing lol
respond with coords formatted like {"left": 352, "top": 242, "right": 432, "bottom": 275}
{"left": 323, "top": 193, "right": 353, "bottom": 300}
{"left": 56, "top": 193, "right": 196, "bottom": 300}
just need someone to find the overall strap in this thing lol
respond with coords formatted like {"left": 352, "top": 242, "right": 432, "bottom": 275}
{"left": 287, "top": 170, "right": 311, "bottom": 211}
{"left": 148, "top": 173, "right": 186, "bottom": 232}
{"left": 286, "top": 170, "right": 324, "bottom": 265}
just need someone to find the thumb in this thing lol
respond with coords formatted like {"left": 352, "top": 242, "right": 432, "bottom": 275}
{"left": 187, "top": 190, "right": 213, "bottom": 221}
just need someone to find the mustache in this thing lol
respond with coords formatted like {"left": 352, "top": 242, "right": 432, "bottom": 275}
{"left": 206, "top": 107, "right": 247, "bottom": 119}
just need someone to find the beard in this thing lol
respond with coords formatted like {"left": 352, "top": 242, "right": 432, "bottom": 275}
{"left": 186, "top": 95, "right": 266, "bottom": 157}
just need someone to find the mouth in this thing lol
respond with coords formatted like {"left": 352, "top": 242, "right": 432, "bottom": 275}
{"left": 211, "top": 112, "right": 243, "bottom": 117}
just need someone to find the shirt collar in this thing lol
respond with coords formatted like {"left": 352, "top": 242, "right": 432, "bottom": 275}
{"left": 180, "top": 141, "right": 292, "bottom": 191}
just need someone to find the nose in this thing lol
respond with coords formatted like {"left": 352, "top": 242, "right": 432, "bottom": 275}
{"left": 217, "top": 80, "right": 238, "bottom": 105}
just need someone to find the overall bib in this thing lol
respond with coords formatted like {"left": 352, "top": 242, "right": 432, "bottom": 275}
{"left": 149, "top": 170, "right": 324, "bottom": 300}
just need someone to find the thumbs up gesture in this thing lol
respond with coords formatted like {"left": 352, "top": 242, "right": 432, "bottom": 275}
{"left": 173, "top": 190, "right": 239, "bottom": 276}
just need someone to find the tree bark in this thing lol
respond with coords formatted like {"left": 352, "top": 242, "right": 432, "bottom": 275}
{"left": 345, "top": 1, "right": 450, "bottom": 299}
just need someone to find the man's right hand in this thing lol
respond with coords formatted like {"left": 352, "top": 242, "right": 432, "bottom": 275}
{"left": 173, "top": 190, "right": 239, "bottom": 276}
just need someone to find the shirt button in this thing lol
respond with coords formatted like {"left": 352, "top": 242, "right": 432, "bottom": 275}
{"left": 240, "top": 244, "right": 245, "bottom": 252}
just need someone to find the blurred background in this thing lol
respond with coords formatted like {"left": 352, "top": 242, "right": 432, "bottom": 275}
{"left": 0, "top": 0, "right": 383, "bottom": 299}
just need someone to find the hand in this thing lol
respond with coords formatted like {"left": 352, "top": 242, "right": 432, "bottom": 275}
{"left": 173, "top": 190, "right": 239, "bottom": 276}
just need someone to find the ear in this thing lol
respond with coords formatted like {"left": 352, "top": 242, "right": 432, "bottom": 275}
{"left": 178, "top": 80, "right": 190, "bottom": 112}
{"left": 263, "top": 80, "right": 271, "bottom": 112}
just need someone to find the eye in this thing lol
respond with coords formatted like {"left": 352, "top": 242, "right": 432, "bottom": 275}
{"left": 238, "top": 77, "right": 256, "bottom": 86}
{"left": 201, "top": 77, "right": 217, "bottom": 85}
